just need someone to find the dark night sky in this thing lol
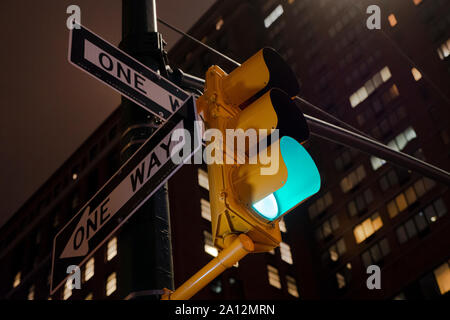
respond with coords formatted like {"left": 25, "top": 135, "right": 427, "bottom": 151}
{"left": 0, "top": 0, "right": 215, "bottom": 227}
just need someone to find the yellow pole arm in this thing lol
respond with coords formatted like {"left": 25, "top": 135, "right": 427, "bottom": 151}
{"left": 161, "top": 234, "right": 254, "bottom": 300}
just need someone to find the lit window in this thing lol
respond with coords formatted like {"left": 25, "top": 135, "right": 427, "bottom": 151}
{"left": 84, "top": 257, "right": 94, "bottom": 282}
{"left": 13, "top": 271, "right": 21, "bottom": 288}
{"left": 388, "top": 14, "right": 397, "bottom": 27}
{"left": 200, "top": 198, "right": 211, "bottom": 221}
{"left": 340, "top": 165, "right": 366, "bottom": 193}
{"left": 280, "top": 242, "right": 293, "bottom": 264}
{"left": 106, "top": 272, "right": 117, "bottom": 296}
{"left": 72, "top": 173, "right": 78, "bottom": 180}
{"left": 336, "top": 272, "right": 346, "bottom": 288}
{"left": 411, "top": 68, "right": 422, "bottom": 81}
{"left": 370, "top": 156, "right": 386, "bottom": 171}
{"left": 437, "top": 38, "right": 450, "bottom": 60}
{"left": 264, "top": 4, "right": 284, "bottom": 28}
{"left": 28, "top": 285, "right": 35, "bottom": 300}
{"left": 107, "top": 237, "right": 117, "bottom": 261}
{"left": 198, "top": 169, "right": 209, "bottom": 190}
{"left": 327, "top": 238, "right": 346, "bottom": 262}
{"left": 203, "top": 230, "right": 218, "bottom": 257}
{"left": 434, "top": 262, "right": 450, "bottom": 295}
{"left": 63, "top": 279, "right": 72, "bottom": 300}
{"left": 395, "top": 193, "right": 408, "bottom": 212}
{"left": 279, "top": 218, "right": 287, "bottom": 233}
{"left": 413, "top": 0, "right": 422, "bottom": 5}
{"left": 350, "top": 93, "right": 360, "bottom": 108}
{"left": 267, "top": 265, "right": 281, "bottom": 289}
{"left": 357, "top": 87, "right": 368, "bottom": 101}
{"left": 85, "top": 293, "right": 93, "bottom": 300}
{"left": 380, "top": 66, "right": 392, "bottom": 82}
{"left": 215, "top": 18, "right": 224, "bottom": 31}
{"left": 286, "top": 275, "right": 299, "bottom": 297}
{"left": 353, "top": 213, "right": 383, "bottom": 244}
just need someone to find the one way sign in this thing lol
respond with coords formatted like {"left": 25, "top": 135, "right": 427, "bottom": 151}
{"left": 69, "top": 24, "right": 189, "bottom": 120}
{"left": 50, "top": 97, "right": 201, "bottom": 295}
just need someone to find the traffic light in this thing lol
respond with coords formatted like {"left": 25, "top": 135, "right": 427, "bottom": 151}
{"left": 197, "top": 48, "right": 321, "bottom": 252}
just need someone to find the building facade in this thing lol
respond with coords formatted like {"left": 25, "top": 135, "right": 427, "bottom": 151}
{"left": 1, "top": 0, "right": 449, "bottom": 300}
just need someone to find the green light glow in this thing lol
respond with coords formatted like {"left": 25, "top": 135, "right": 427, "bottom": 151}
{"left": 252, "top": 193, "right": 278, "bottom": 219}
{"left": 252, "top": 136, "right": 321, "bottom": 221}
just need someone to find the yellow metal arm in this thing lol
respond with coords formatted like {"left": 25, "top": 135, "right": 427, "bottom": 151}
{"left": 161, "top": 234, "right": 254, "bottom": 300}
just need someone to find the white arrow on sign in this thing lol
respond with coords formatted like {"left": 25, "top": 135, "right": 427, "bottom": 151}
{"left": 60, "top": 121, "right": 184, "bottom": 259}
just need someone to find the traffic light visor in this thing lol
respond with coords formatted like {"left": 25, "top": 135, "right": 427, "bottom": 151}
{"left": 252, "top": 136, "right": 321, "bottom": 220}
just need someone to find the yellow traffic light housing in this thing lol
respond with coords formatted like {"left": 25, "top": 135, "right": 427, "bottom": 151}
{"left": 197, "top": 48, "right": 321, "bottom": 252}
{"left": 162, "top": 48, "right": 321, "bottom": 300}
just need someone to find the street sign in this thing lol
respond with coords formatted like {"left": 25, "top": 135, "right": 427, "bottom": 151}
{"left": 50, "top": 97, "right": 202, "bottom": 295}
{"left": 69, "top": 24, "right": 189, "bottom": 120}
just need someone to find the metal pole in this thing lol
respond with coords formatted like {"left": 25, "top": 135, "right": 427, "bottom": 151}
{"left": 146, "top": 0, "right": 158, "bottom": 32}
{"left": 305, "top": 114, "right": 450, "bottom": 185}
{"left": 153, "top": 70, "right": 450, "bottom": 185}
{"left": 119, "top": 0, "right": 174, "bottom": 298}
{"left": 162, "top": 234, "right": 254, "bottom": 300}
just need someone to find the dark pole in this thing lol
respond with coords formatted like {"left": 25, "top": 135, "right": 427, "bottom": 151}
{"left": 305, "top": 114, "right": 450, "bottom": 186}
{"left": 118, "top": 0, "right": 174, "bottom": 299}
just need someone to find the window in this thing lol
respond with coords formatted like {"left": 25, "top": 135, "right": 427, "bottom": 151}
{"left": 354, "top": 212, "right": 383, "bottom": 243}
{"left": 411, "top": 68, "right": 422, "bottom": 81}
{"left": 340, "top": 165, "right": 366, "bottom": 193}
{"left": 434, "top": 262, "right": 450, "bottom": 295}
{"left": 267, "top": 265, "right": 281, "bottom": 289}
{"left": 286, "top": 275, "right": 299, "bottom": 297}
{"left": 349, "top": 67, "right": 392, "bottom": 108}
{"left": 107, "top": 237, "right": 117, "bottom": 261}
{"left": 204, "top": 230, "right": 218, "bottom": 257}
{"left": 308, "top": 192, "right": 333, "bottom": 220}
{"left": 348, "top": 189, "right": 374, "bottom": 217}
{"left": 316, "top": 215, "right": 339, "bottom": 241}
{"left": 63, "top": 279, "right": 72, "bottom": 300}
{"left": 279, "top": 218, "right": 287, "bottom": 233}
{"left": 370, "top": 156, "right": 386, "bottom": 171}
{"left": 215, "top": 18, "right": 224, "bottom": 31}
{"left": 13, "top": 271, "right": 21, "bottom": 288}
{"left": 387, "top": 178, "right": 436, "bottom": 218}
{"left": 198, "top": 169, "right": 209, "bottom": 190}
{"left": 28, "top": 285, "right": 35, "bottom": 300}
{"left": 325, "top": 238, "right": 347, "bottom": 263}
{"left": 336, "top": 273, "right": 346, "bottom": 289}
{"left": 424, "top": 198, "right": 447, "bottom": 223}
{"left": 335, "top": 150, "right": 357, "bottom": 171}
{"left": 388, "top": 14, "right": 398, "bottom": 27}
{"left": 336, "top": 264, "right": 352, "bottom": 289}
{"left": 106, "top": 272, "right": 117, "bottom": 296}
{"left": 379, "top": 169, "right": 399, "bottom": 191}
{"left": 280, "top": 242, "right": 293, "bottom": 264}
{"left": 361, "top": 238, "right": 390, "bottom": 267}
{"left": 264, "top": 4, "right": 284, "bottom": 28}
{"left": 84, "top": 257, "right": 95, "bottom": 282}
{"left": 201, "top": 199, "right": 211, "bottom": 221}
{"left": 370, "top": 127, "right": 417, "bottom": 170}
{"left": 437, "top": 38, "right": 450, "bottom": 60}
{"left": 381, "top": 84, "right": 400, "bottom": 105}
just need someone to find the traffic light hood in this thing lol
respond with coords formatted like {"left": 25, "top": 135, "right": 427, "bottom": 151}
{"left": 222, "top": 48, "right": 299, "bottom": 108}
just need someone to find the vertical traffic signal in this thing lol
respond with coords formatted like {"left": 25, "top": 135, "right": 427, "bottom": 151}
{"left": 162, "top": 47, "right": 321, "bottom": 300}
{"left": 197, "top": 48, "right": 321, "bottom": 252}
